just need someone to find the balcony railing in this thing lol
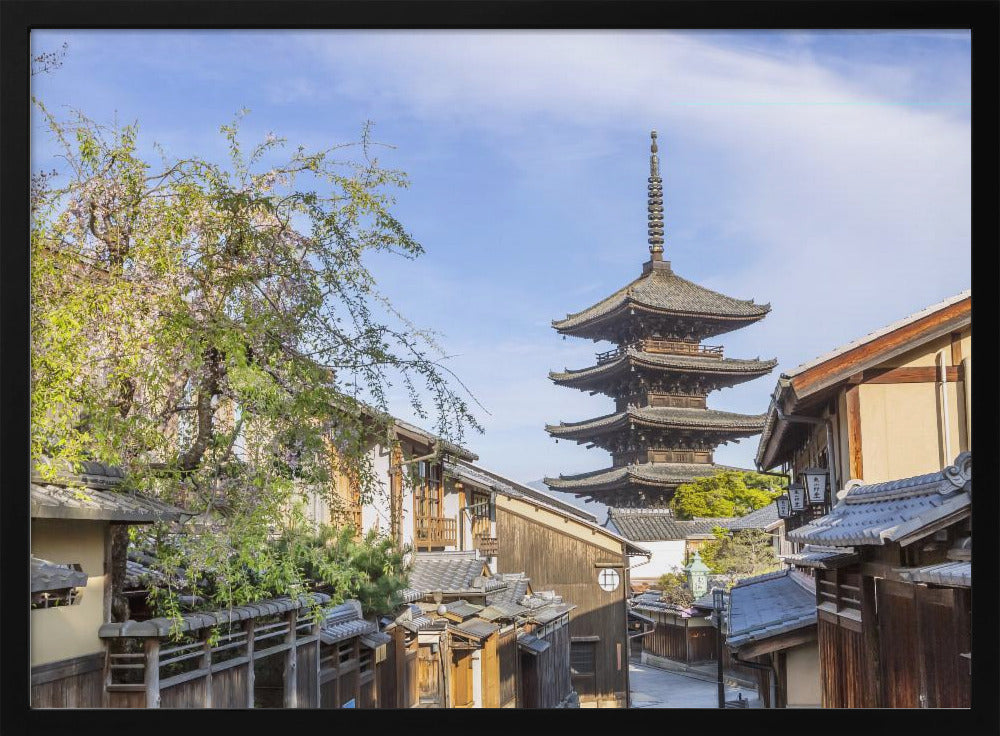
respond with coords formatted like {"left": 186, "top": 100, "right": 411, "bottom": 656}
{"left": 595, "top": 339, "right": 723, "bottom": 365}
{"left": 414, "top": 516, "right": 458, "bottom": 548}
{"left": 474, "top": 535, "right": 499, "bottom": 556}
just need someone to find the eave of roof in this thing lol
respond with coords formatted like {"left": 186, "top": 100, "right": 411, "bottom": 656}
{"left": 546, "top": 406, "right": 767, "bottom": 441}
{"left": 552, "top": 266, "right": 770, "bottom": 335}
{"left": 756, "top": 291, "right": 970, "bottom": 470}
{"left": 549, "top": 350, "right": 777, "bottom": 387}
{"left": 31, "top": 481, "right": 188, "bottom": 523}
{"left": 545, "top": 462, "right": 745, "bottom": 494}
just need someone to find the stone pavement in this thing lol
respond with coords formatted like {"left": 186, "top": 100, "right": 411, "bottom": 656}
{"left": 629, "top": 659, "right": 760, "bottom": 709}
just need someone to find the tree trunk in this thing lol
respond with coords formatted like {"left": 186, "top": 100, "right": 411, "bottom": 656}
{"left": 110, "top": 523, "right": 131, "bottom": 622}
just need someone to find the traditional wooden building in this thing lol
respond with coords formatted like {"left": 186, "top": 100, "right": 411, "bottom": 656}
{"left": 785, "top": 452, "right": 972, "bottom": 708}
{"left": 723, "top": 569, "right": 820, "bottom": 708}
{"left": 607, "top": 507, "right": 733, "bottom": 583}
{"left": 544, "top": 131, "right": 775, "bottom": 508}
{"left": 631, "top": 590, "right": 718, "bottom": 667}
{"left": 756, "top": 290, "right": 971, "bottom": 542}
{"left": 30, "top": 459, "right": 187, "bottom": 708}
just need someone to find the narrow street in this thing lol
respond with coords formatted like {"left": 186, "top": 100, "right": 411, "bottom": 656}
{"left": 629, "top": 659, "right": 758, "bottom": 709}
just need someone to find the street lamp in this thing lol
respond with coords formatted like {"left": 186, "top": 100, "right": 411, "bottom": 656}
{"left": 788, "top": 483, "right": 806, "bottom": 512}
{"left": 802, "top": 467, "right": 829, "bottom": 506}
{"left": 776, "top": 495, "right": 792, "bottom": 518}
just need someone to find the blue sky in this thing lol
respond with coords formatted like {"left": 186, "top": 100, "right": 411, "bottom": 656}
{"left": 31, "top": 30, "right": 971, "bottom": 491}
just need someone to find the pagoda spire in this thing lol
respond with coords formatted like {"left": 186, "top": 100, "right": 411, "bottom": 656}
{"left": 647, "top": 130, "right": 665, "bottom": 259}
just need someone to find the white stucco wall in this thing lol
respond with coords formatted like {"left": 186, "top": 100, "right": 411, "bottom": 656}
{"left": 784, "top": 642, "right": 821, "bottom": 708}
{"left": 630, "top": 540, "right": 686, "bottom": 580}
{"left": 31, "top": 519, "right": 108, "bottom": 667}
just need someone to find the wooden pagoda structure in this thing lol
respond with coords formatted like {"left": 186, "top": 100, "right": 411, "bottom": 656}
{"left": 544, "top": 131, "right": 775, "bottom": 507}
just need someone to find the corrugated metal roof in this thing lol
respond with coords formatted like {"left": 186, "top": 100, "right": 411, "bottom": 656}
{"left": 726, "top": 571, "right": 816, "bottom": 649}
{"left": 30, "top": 556, "right": 88, "bottom": 593}
{"left": 788, "top": 454, "right": 971, "bottom": 547}
{"left": 903, "top": 561, "right": 971, "bottom": 588}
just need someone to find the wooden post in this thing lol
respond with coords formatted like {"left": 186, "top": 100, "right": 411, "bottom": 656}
{"left": 144, "top": 638, "right": 161, "bottom": 708}
{"left": 284, "top": 609, "right": 298, "bottom": 708}
{"left": 394, "top": 627, "right": 405, "bottom": 708}
{"left": 202, "top": 634, "right": 213, "bottom": 708}
{"left": 845, "top": 385, "right": 863, "bottom": 479}
{"left": 102, "top": 646, "right": 112, "bottom": 708}
{"left": 313, "top": 614, "right": 322, "bottom": 708}
{"left": 354, "top": 639, "right": 361, "bottom": 706}
{"left": 245, "top": 620, "right": 255, "bottom": 708}
{"left": 440, "top": 635, "right": 451, "bottom": 709}
{"left": 860, "top": 576, "right": 882, "bottom": 708}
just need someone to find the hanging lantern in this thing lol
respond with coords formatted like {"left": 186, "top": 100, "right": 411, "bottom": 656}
{"left": 802, "top": 467, "right": 829, "bottom": 505}
{"left": 789, "top": 483, "right": 806, "bottom": 511}
{"left": 776, "top": 495, "right": 791, "bottom": 518}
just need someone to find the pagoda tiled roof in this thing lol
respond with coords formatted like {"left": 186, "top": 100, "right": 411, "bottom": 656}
{"left": 546, "top": 405, "right": 766, "bottom": 441}
{"left": 550, "top": 349, "right": 777, "bottom": 387}
{"left": 552, "top": 266, "right": 770, "bottom": 335}
{"left": 544, "top": 462, "right": 744, "bottom": 493}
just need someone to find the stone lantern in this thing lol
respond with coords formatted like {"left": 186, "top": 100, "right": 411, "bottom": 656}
{"left": 684, "top": 550, "right": 711, "bottom": 599}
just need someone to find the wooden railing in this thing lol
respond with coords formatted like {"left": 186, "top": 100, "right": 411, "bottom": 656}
{"left": 595, "top": 339, "right": 723, "bottom": 365}
{"left": 474, "top": 535, "right": 499, "bottom": 556}
{"left": 414, "top": 516, "right": 458, "bottom": 548}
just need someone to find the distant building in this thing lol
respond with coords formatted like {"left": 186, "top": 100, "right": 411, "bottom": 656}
{"left": 544, "top": 131, "right": 775, "bottom": 508}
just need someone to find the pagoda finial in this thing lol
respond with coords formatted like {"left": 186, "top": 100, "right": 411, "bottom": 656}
{"left": 647, "top": 130, "right": 664, "bottom": 259}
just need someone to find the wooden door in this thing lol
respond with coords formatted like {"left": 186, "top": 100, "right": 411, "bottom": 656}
{"left": 450, "top": 650, "right": 474, "bottom": 707}
{"left": 570, "top": 641, "right": 597, "bottom": 698}
{"left": 876, "top": 579, "right": 922, "bottom": 707}
{"left": 417, "top": 646, "right": 441, "bottom": 706}
{"left": 916, "top": 586, "right": 971, "bottom": 707}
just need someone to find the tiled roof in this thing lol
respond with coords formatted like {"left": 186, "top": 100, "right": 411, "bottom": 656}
{"left": 529, "top": 603, "right": 575, "bottom": 624}
{"left": 546, "top": 406, "right": 767, "bottom": 440}
{"left": 726, "top": 502, "right": 781, "bottom": 531}
{"left": 486, "top": 574, "right": 532, "bottom": 606}
{"left": 30, "top": 556, "right": 88, "bottom": 593}
{"left": 99, "top": 593, "right": 331, "bottom": 638}
{"left": 692, "top": 589, "right": 722, "bottom": 610}
{"left": 782, "top": 546, "right": 859, "bottom": 570}
{"left": 550, "top": 349, "right": 776, "bottom": 386}
{"left": 903, "top": 561, "right": 971, "bottom": 588}
{"left": 396, "top": 588, "right": 423, "bottom": 604}
{"left": 451, "top": 618, "right": 500, "bottom": 639}
{"left": 553, "top": 266, "right": 770, "bottom": 333}
{"left": 408, "top": 552, "right": 505, "bottom": 595}
{"left": 479, "top": 601, "right": 529, "bottom": 621}
{"left": 360, "top": 631, "right": 393, "bottom": 650}
{"left": 608, "top": 507, "right": 733, "bottom": 541}
{"left": 391, "top": 418, "right": 478, "bottom": 462}
{"left": 726, "top": 571, "right": 816, "bottom": 649}
{"left": 444, "top": 600, "right": 484, "bottom": 619}
{"left": 517, "top": 633, "right": 551, "bottom": 655}
{"left": 320, "top": 600, "right": 378, "bottom": 644}
{"left": 31, "top": 475, "right": 188, "bottom": 524}
{"left": 545, "top": 462, "right": 744, "bottom": 493}
{"left": 788, "top": 453, "right": 972, "bottom": 547}
{"left": 445, "top": 460, "right": 598, "bottom": 523}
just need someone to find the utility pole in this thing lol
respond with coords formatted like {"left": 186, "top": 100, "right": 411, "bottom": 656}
{"left": 714, "top": 588, "right": 725, "bottom": 708}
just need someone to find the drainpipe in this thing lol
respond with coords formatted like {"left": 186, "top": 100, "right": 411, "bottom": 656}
{"left": 731, "top": 651, "right": 778, "bottom": 709}
{"left": 936, "top": 350, "right": 952, "bottom": 464}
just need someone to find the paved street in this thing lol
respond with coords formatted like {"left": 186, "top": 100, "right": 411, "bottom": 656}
{"left": 629, "top": 659, "right": 759, "bottom": 709}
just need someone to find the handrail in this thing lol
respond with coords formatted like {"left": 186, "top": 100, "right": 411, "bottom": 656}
{"left": 594, "top": 339, "right": 724, "bottom": 365}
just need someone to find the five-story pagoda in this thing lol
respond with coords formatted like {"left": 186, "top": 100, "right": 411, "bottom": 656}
{"left": 544, "top": 131, "right": 776, "bottom": 508}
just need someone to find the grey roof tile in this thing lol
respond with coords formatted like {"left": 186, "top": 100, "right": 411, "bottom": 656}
{"left": 904, "top": 561, "right": 971, "bottom": 588}
{"left": 30, "top": 556, "right": 89, "bottom": 593}
{"left": 360, "top": 631, "right": 393, "bottom": 649}
{"left": 550, "top": 350, "right": 777, "bottom": 386}
{"left": 788, "top": 455, "right": 972, "bottom": 547}
{"left": 725, "top": 571, "right": 816, "bottom": 649}
{"left": 517, "top": 633, "right": 551, "bottom": 655}
{"left": 545, "top": 462, "right": 746, "bottom": 493}
{"left": 782, "top": 546, "right": 859, "bottom": 570}
{"left": 450, "top": 618, "right": 499, "bottom": 639}
{"left": 408, "top": 552, "right": 505, "bottom": 595}
{"left": 609, "top": 507, "right": 733, "bottom": 541}
{"left": 31, "top": 481, "right": 187, "bottom": 523}
{"left": 553, "top": 267, "right": 770, "bottom": 333}
{"left": 546, "top": 406, "right": 766, "bottom": 439}
{"left": 727, "top": 502, "right": 781, "bottom": 531}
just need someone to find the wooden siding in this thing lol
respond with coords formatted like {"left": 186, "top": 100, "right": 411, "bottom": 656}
{"left": 498, "top": 628, "right": 518, "bottom": 707}
{"left": 496, "top": 504, "right": 628, "bottom": 704}
{"left": 876, "top": 579, "right": 922, "bottom": 707}
{"left": 521, "top": 622, "right": 572, "bottom": 708}
{"left": 642, "top": 616, "right": 717, "bottom": 664}
{"left": 481, "top": 634, "right": 500, "bottom": 708}
{"left": 917, "top": 586, "right": 971, "bottom": 708}
{"left": 818, "top": 613, "right": 872, "bottom": 708}
{"left": 31, "top": 652, "right": 105, "bottom": 708}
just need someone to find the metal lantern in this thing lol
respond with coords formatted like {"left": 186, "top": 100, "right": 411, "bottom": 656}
{"left": 776, "top": 495, "right": 791, "bottom": 518}
{"left": 802, "top": 467, "right": 829, "bottom": 505}
{"left": 788, "top": 483, "right": 806, "bottom": 511}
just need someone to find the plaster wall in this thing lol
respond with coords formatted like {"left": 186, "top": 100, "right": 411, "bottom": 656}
{"left": 30, "top": 519, "right": 108, "bottom": 667}
{"left": 784, "top": 642, "right": 821, "bottom": 708}
{"left": 630, "top": 540, "right": 685, "bottom": 581}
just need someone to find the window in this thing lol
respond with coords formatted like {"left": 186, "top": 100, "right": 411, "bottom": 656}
{"left": 598, "top": 568, "right": 620, "bottom": 592}
{"left": 570, "top": 641, "right": 597, "bottom": 697}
